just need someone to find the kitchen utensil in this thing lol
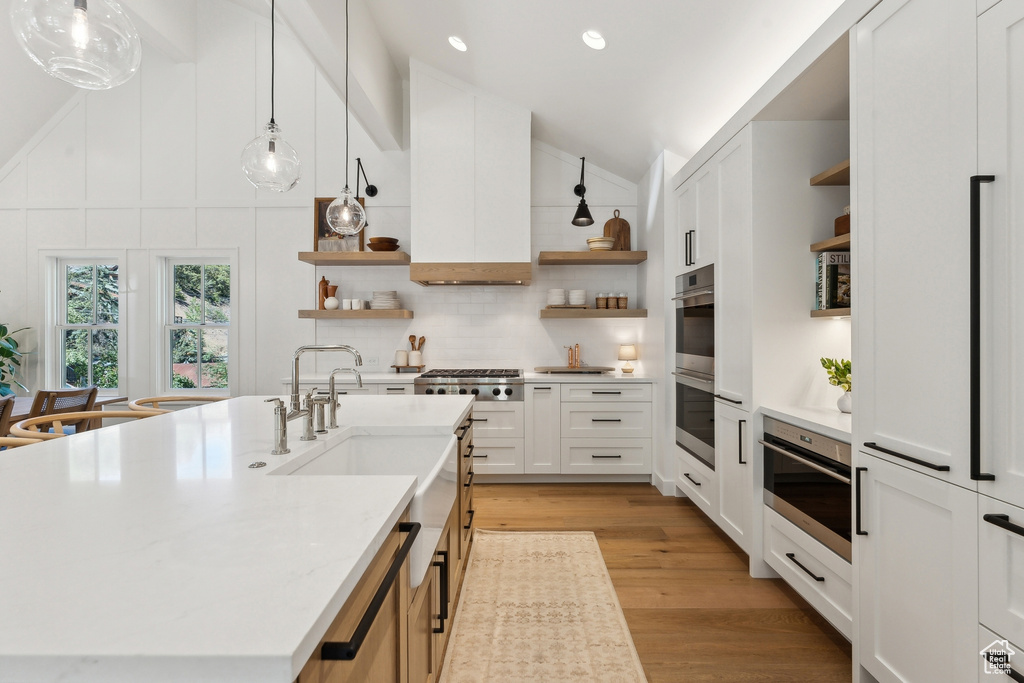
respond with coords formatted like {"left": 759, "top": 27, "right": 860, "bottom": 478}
{"left": 603, "top": 209, "right": 631, "bottom": 251}
{"left": 409, "top": 334, "right": 417, "bottom": 350}
{"left": 418, "top": 336, "right": 425, "bottom": 351}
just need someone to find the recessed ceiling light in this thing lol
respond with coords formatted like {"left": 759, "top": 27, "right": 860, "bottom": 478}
{"left": 582, "top": 30, "right": 605, "bottom": 50}
{"left": 448, "top": 36, "right": 467, "bottom": 52}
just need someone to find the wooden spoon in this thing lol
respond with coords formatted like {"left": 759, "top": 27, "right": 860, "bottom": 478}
{"left": 418, "top": 336, "right": 425, "bottom": 351}
{"left": 409, "top": 334, "right": 417, "bottom": 351}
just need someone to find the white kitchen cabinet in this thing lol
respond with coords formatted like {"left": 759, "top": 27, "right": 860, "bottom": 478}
{"left": 714, "top": 402, "right": 752, "bottom": 552}
{"left": 978, "top": 0, "right": 1024, "bottom": 510}
{"left": 853, "top": 0, "right": 979, "bottom": 487}
{"left": 525, "top": 384, "right": 560, "bottom": 474}
{"left": 857, "top": 454, "right": 978, "bottom": 683}
{"left": 470, "top": 402, "right": 524, "bottom": 437}
{"left": 673, "top": 162, "right": 717, "bottom": 272}
{"left": 978, "top": 494, "right": 1024, "bottom": 650}
{"left": 471, "top": 401, "right": 524, "bottom": 475}
{"left": 561, "top": 439, "right": 651, "bottom": 475}
{"left": 378, "top": 385, "right": 411, "bottom": 395}
{"left": 561, "top": 383, "right": 652, "bottom": 402}
{"left": 410, "top": 61, "right": 531, "bottom": 264}
{"left": 560, "top": 402, "right": 653, "bottom": 439}
{"left": 675, "top": 447, "right": 716, "bottom": 520}
{"left": 674, "top": 172, "right": 696, "bottom": 269}
{"left": 978, "top": 624, "right": 1022, "bottom": 682}
{"left": 470, "top": 438, "right": 524, "bottom": 475}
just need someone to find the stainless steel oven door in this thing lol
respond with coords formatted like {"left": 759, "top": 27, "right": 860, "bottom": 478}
{"left": 674, "top": 265, "right": 715, "bottom": 376}
{"left": 674, "top": 370, "right": 716, "bottom": 470}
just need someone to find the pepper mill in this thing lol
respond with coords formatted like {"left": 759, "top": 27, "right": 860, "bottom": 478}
{"left": 318, "top": 276, "right": 328, "bottom": 310}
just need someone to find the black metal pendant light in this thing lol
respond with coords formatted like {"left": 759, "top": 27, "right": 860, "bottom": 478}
{"left": 572, "top": 156, "right": 594, "bottom": 226}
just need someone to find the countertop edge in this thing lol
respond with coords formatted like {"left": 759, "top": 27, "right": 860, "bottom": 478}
{"left": 760, "top": 405, "right": 852, "bottom": 442}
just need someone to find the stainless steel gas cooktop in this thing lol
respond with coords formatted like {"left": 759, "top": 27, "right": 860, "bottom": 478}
{"left": 414, "top": 369, "right": 524, "bottom": 401}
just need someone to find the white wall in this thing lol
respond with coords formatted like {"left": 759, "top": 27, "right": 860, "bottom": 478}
{"left": 0, "top": 0, "right": 644, "bottom": 398}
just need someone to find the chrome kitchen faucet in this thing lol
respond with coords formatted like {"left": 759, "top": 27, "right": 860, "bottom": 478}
{"left": 289, "top": 344, "right": 363, "bottom": 415}
{"left": 328, "top": 367, "right": 363, "bottom": 429}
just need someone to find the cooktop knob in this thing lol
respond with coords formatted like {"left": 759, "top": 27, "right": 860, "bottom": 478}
{"left": 471, "top": 388, "right": 480, "bottom": 395}
{"left": 425, "top": 389, "right": 434, "bottom": 394}
{"left": 438, "top": 388, "right": 446, "bottom": 395}
{"left": 492, "top": 388, "right": 501, "bottom": 396}
{"left": 459, "top": 388, "right": 468, "bottom": 395}
{"left": 504, "top": 388, "right": 513, "bottom": 396}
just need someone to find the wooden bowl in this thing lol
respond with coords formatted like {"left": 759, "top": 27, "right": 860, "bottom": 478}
{"left": 367, "top": 242, "right": 400, "bottom": 252}
{"left": 586, "top": 237, "right": 615, "bottom": 251}
{"left": 368, "top": 237, "right": 399, "bottom": 244}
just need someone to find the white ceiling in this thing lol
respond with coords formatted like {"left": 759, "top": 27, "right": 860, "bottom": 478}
{"left": 365, "top": 0, "right": 847, "bottom": 180}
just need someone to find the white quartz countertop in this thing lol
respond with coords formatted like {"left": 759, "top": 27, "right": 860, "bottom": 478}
{"left": 524, "top": 372, "right": 655, "bottom": 383}
{"left": 0, "top": 394, "right": 473, "bottom": 683}
{"left": 760, "top": 404, "right": 852, "bottom": 443}
{"left": 283, "top": 372, "right": 418, "bottom": 384}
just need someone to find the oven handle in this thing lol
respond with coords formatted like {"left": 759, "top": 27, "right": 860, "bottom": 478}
{"left": 758, "top": 440, "right": 851, "bottom": 485}
{"left": 671, "top": 289, "right": 714, "bottom": 301}
{"left": 672, "top": 371, "right": 714, "bottom": 389}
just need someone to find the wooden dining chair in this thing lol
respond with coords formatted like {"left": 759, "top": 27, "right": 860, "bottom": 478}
{"left": 0, "top": 436, "right": 43, "bottom": 449}
{"left": 128, "top": 396, "right": 229, "bottom": 414}
{"left": 28, "top": 386, "right": 99, "bottom": 434}
{"left": 11, "top": 410, "right": 161, "bottom": 441}
{"left": 0, "top": 395, "right": 13, "bottom": 437}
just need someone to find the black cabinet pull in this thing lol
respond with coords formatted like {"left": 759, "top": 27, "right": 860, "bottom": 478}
{"left": 738, "top": 419, "right": 746, "bottom": 465}
{"left": 432, "top": 550, "right": 449, "bottom": 634}
{"left": 321, "top": 522, "right": 420, "bottom": 661}
{"left": 534, "top": 386, "right": 552, "bottom": 391}
{"left": 971, "top": 175, "right": 997, "bottom": 481}
{"left": 457, "top": 425, "right": 470, "bottom": 441}
{"left": 984, "top": 513, "right": 1024, "bottom": 538}
{"left": 683, "top": 472, "right": 701, "bottom": 487}
{"left": 463, "top": 444, "right": 474, "bottom": 458}
{"left": 592, "top": 391, "right": 622, "bottom": 395}
{"left": 472, "top": 453, "right": 488, "bottom": 459}
{"left": 863, "top": 442, "right": 950, "bottom": 472}
{"left": 984, "top": 652, "right": 1024, "bottom": 682}
{"left": 385, "top": 387, "right": 405, "bottom": 392}
{"left": 464, "top": 509, "right": 475, "bottom": 530}
{"left": 785, "top": 552, "right": 825, "bottom": 582}
{"left": 469, "top": 417, "right": 487, "bottom": 422}
{"left": 592, "top": 454, "right": 622, "bottom": 459}
{"left": 464, "top": 471, "right": 474, "bottom": 487}
{"left": 855, "top": 467, "right": 868, "bottom": 536}
{"left": 714, "top": 394, "right": 742, "bottom": 405}
{"left": 684, "top": 230, "right": 690, "bottom": 266}
{"left": 592, "top": 418, "right": 622, "bottom": 422}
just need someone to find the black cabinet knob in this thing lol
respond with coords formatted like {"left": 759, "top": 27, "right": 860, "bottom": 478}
{"left": 459, "top": 388, "right": 467, "bottom": 395}
{"left": 492, "top": 388, "right": 501, "bottom": 396}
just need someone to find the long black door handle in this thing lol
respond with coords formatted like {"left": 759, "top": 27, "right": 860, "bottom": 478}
{"left": 684, "top": 230, "right": 690, "bottom": 266}
{"left": 855, "top": 467, "right": 868, "bottom": 536}
{"left": 984, "top": 513, "right": 1024, "bottom": 538}
{"left": 432, "top": 550, "right": 449, "bottom": 634}
{"left": 683, "top": 472, "right": 701, "bottom": 487}
{"left": 971, "top": 174, "right": 997, "bottom": 481}
{"left": 321, "top": 522, "right": 420, "bottom": 660}
{"left": 592, "top": 454, "right": 623, "bottom": 459}
{"left": 863, "top": 442, "right": 950, "bottom": 472}
{"left": 984, "top": 653, "right": 1024, "bottom": 683}
{"left": 592, "top": 418, "right": 622, "bottom": 422}
{"left": 464, "top": 509, "right": 475, "bottom": 530}
{"left": 464, "top": 471, "right": 474, "bottom": 487}
{"left": 785, "top": 553, "right": 825, "bottom": 582}
{"left": 738, "top": 419, "right": 746, "bottom": 465}
{"left": 688, "top": 230, "right": 696, "bottom": 265}
{"left": 464, "top": 444, "right": 474, "bottom": 458}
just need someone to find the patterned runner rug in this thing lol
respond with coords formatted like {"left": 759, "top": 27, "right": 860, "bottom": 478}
{"left": 439, "top": 530, "right": 647, "bottom": 682}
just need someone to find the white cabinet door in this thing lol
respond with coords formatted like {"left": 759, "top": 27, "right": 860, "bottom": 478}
{"left": 525, "top": 384, "right": 560, "bottom": 473}
{"left": 714, "top": 127, "right": 753, "bottom": 407}
{"left": 675, "top": 448, "right": 717, "bottom": 520}
{"left": 674, "top": 176, "right": 696, "bottom": 270}
{"left": 470, "top": 438, "right": 524, "bottom": 475}
{"left": 692, "top": 163, "right": 718, "bottom": 270}
{"left": 857, "top": 454, "right": 978, "bottom": 683}
{"left": 714, "top": 403, "right": 751, "bottom": 553}
{"left": 978, "top": 495, "right": 1024, "bottom": 649}
{"left": 853, "top": 0, "right": 978, "bottom": 487}
{"left": 979, "top": 0, "right": 1024, "bottom": 509}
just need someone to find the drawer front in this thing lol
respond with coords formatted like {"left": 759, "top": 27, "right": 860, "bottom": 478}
{"left": 676, "top": 450, "right": 716, "bottom": 517}
{"left": 562, "top": 383, "right": 653, "bottom": 402}
{"left": 561, "top": 402, "right": 652, "bottom": 438}
{"left": 763, "top": 507, "right": 852, "bottom": 639}
{"left": 471, "top": 403, "right": 524, "bottom": 437}
{"left": 979, "top": 624, "right": 1022, "bottom": 681}
{"left": 378, "top": 385, "right": 411, "bottom": 395}
{"left": 980, "top": 495, "right": 1024, "bottom": 647}
{"left": 331, "top": 386, "right": 374, "bottom": 396}
{"left": 561, "top": 438, "right": 651, "bottom": 474}
{"left": 470, "top": 437, "right": 525, "bottom": 474}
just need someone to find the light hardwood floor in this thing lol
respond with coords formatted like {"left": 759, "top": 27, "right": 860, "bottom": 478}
{"left": 472, "top": 482, "right": 851, "bottom": 682}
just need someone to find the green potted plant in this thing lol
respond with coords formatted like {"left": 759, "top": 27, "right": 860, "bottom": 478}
{"left": 0, "top": 324, "right": 28, "bottom": 396}
{"left": 820, "top": 357, "right": 852, "bottom": 413}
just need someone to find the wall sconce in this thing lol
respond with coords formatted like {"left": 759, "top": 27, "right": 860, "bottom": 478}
{"left": 618, "top": 344, "right": 638, "bottom": 374}
{"left": 572, "top": 156, "right": 594, "bottom": 226}
{"left": 354, "top": 157, "right": 377, "bottom": 228}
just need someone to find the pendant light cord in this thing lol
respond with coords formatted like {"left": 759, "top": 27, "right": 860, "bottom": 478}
{"left": 344, "top": 0, "right": 350, "bottom": 189}
{"left": 270, "top": 0, "right": 276, "bottom": 124}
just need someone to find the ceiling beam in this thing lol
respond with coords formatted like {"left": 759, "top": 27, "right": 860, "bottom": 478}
{"left": 121, "top": 0, "right": 197, "bottom": 63}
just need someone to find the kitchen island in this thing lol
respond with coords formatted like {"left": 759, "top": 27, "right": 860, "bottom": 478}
{"left": 0, "top": 394, "right": 473, "bottom": 683}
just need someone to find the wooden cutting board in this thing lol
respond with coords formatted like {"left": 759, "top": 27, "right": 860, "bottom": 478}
{"left": 603, "top": 210, "right": 631, "bottom": 251}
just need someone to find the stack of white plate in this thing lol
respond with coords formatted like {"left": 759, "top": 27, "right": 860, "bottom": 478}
{"left": 568, "top": 289, "right": 586, "bottom": 305}
{"left": 371, "top": 290, "right": 401, "bottom": 310}
{"left": 547, "top": 288, "right": 566, "bottom": 306}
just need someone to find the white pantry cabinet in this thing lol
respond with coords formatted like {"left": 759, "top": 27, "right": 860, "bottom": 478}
{"left": 714, "top": 402, "right": 752, "bottom": 553}
{"left": 471, "top": 402, "right": 525, "bottom": 474}
{"left": 856, "top": 454, "right": 979, "bottom": 683}
{"left": 673, "top": 162, "right": 717, "bottom": 271}
{"left": 978, "top": 0, "right": 1024, "bottom": 511}
{"left": 525, "top": 384, "right": 560, "bottom": 474}
{"left": 853, "top": 0, "right": 979, "bottom": 487}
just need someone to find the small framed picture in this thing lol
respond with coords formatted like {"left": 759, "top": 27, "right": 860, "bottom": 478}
{"left": 314, "top": 197, "right": 365, "bottom": 252}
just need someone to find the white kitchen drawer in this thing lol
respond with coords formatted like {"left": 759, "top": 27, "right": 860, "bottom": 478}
{"left": 378, "top": 385, "right": 411, "bottom": 395}
{"left": 978, "top": 624, "right": 1022, "bottom": 681}
{"left": 561, "top": 403, "right": 652, "bottom": 438}
{"left": 560, "top": 438, "right": 651, "bottom": 474}
{"left": 562, "top": 383, "right": 652, "bottom": 402}
{"left": 471, "top": 402, "right": 524, "bottom": 437}
{"left": 763, "top": 506, "right": 852, "bottom": 639}
{"left": 980, "top": 494, "right": 1024, "bottom": 649}
{"left": 470, "top": 438, "right": 524, "bottom": 474}
{"left": 675, "top": 448, "right": 716, "bottom": 520}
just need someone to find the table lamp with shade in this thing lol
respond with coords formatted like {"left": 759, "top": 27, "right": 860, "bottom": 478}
{"left": 618, "top": 344, "right": 638, "bottom": 374}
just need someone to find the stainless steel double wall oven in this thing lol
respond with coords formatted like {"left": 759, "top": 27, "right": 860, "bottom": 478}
{"left": 673, "top": 264, "right": 716, "bottom": 469}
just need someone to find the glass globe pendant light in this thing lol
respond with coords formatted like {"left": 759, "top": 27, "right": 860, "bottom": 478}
{"left": 241, "top": 0, "right": 301, "bottom": 192}
{"left": 325, "top": 0, "right": 365, "bottom": 235}
{"left": 10, "top": 0, "right": 142, "bottom": 90}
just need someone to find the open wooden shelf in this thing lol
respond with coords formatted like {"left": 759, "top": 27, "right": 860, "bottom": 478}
{"left": 810, "top": 234, "right": 851, "bottom": 252}
{"left": 297, "top": 251, "right": 411, "bottom": 266}
{"left": 537, "top": 251, "right": 648, "bottom": 266}
{"left": 810, "top": 308, "right": 851, "bottom": 318}
{"left": 540, "top": 308, "right": 648, "bottom": 319}
{"left": 299, "top": 309, "right": 414, "bottom": 320}
{"left": 810, "top": 159, "right": 850, "bottom": 186}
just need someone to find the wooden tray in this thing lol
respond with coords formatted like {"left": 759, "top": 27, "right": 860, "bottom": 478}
{"left": 533, "top": 366, "right": 615, "bottom": 374}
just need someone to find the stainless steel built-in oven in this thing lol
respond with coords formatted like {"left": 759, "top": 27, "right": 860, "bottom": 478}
{"left": 673, "top": 264, "right": 716, "bottom": 469}
{"left": 761, "top": 417, "right": 853, "bottom": 562}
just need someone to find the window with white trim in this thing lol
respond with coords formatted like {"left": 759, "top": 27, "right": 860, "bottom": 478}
{"left": 56, "top": 260, "right": 122, "bottom": 391}
{"left": 165, "top": 259, "right": 232, "bottom": 391}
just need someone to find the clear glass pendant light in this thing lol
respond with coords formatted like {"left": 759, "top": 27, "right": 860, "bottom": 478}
{"left": 241, "top": 0, "right": 301, "bottom": 192}
{"left": 326, "top": 0, "right": 365, "bottom": 235}
{"left": 10, "top": 0, "right": 142, "bottom": 90}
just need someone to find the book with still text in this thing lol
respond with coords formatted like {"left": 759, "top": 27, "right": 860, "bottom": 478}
{"left": 815, "top": 251, "right": 851, "bottom": 309}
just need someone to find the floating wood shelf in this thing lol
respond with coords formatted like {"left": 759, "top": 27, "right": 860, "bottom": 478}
{"left": 540, "top": 308, "right": 648, "bottom": 319}
{"left": 297, "top": 251, "right": 411, "bottom": 266}
{"left": 537, "top": 251, "right": 648, "bottom": 266}
{"left": 810, "top": 159, "right": 850, "bottom": 186}
{"left": 299, "top": 309, "right": 414, "bottom": 320}
{"left": 809, "top": 234, "right": 851, "bottom": 252}
{"left": 810, "top": 308, "right": 851, "bottom": 318}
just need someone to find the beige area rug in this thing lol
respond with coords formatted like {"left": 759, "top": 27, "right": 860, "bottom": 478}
{"left": 439, "top": 530, "right": 647, "bottom": 683}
